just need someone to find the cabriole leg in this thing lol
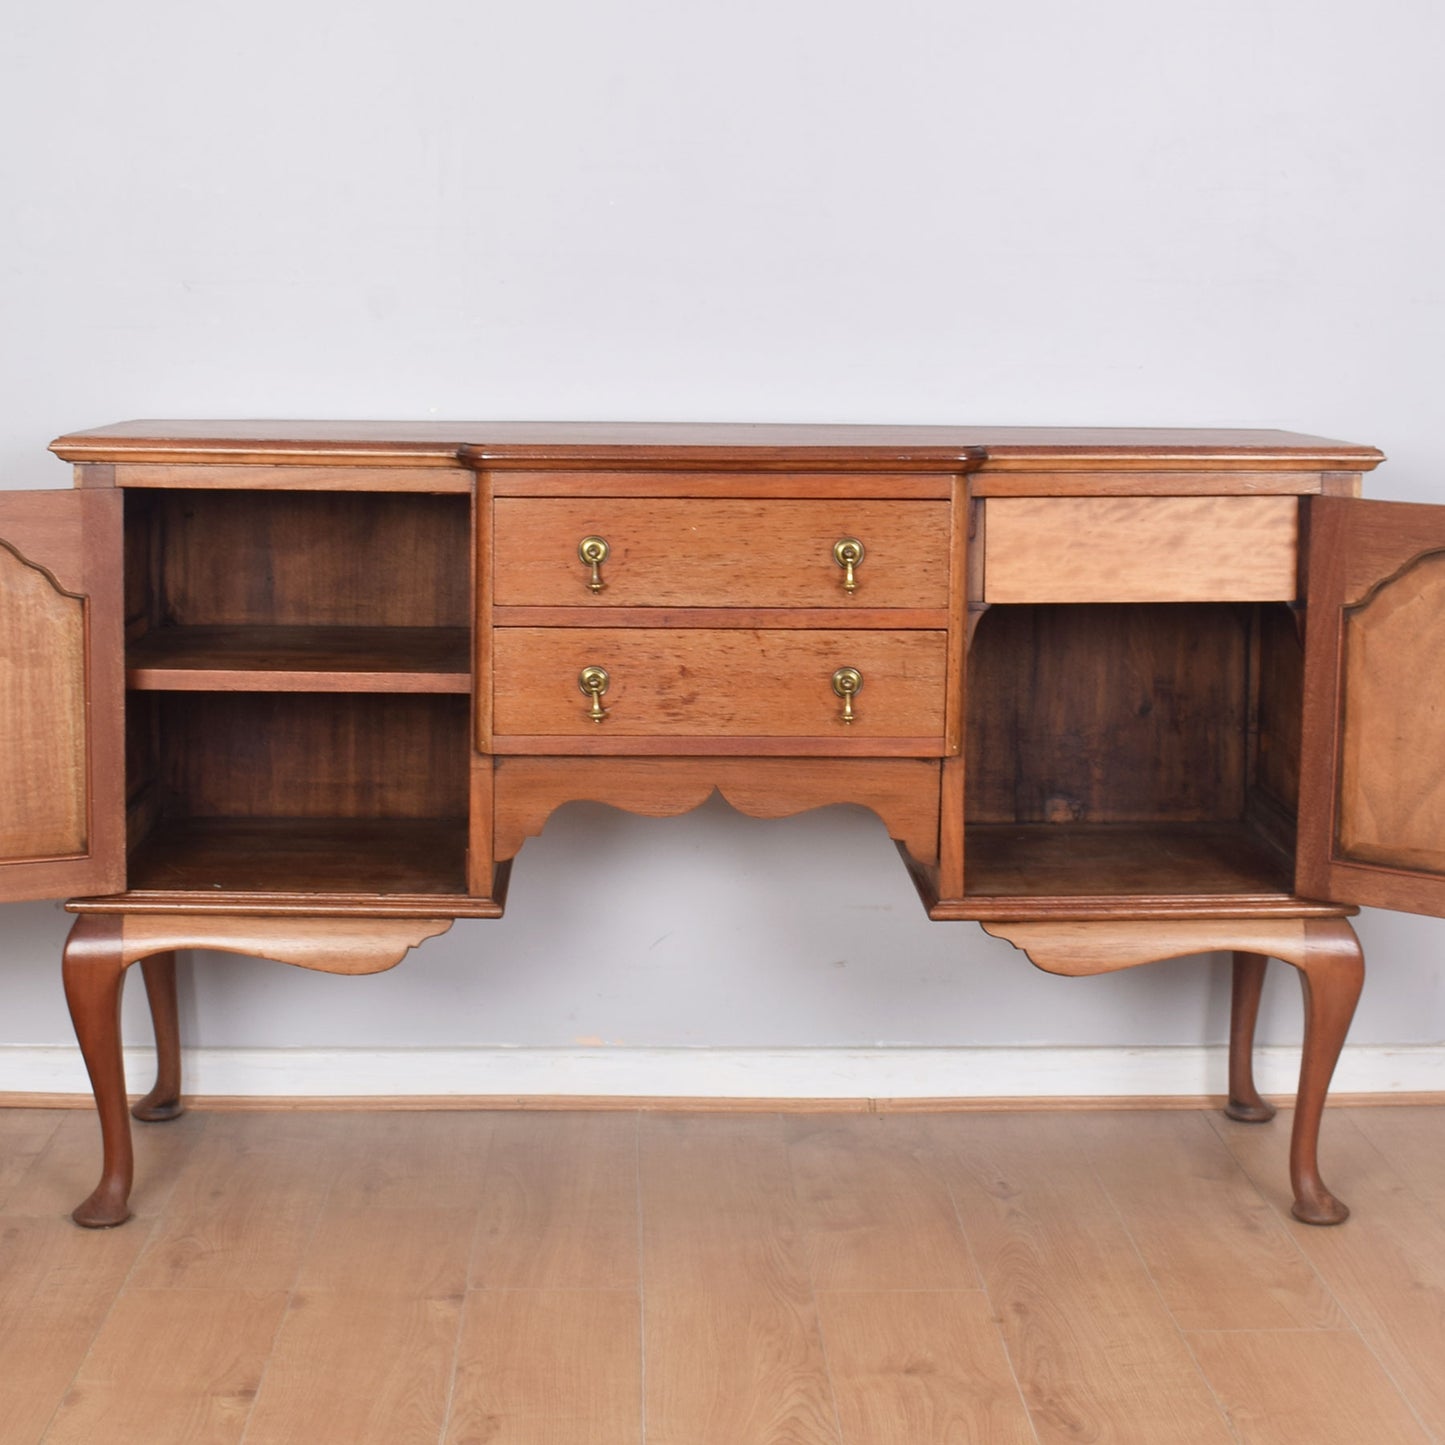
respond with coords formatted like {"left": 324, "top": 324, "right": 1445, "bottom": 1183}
{"left": 132, "top": 952, "right": 184, "bottom": 1122}
{"left": 1225, "top": 950, "right": 1276, "bottom": 1123}
{"left": 62, "top": 916, "right": 136, "bottom": 1228}
{"left": 1281, "top": 920, "right": 1365, "bottom": 1226}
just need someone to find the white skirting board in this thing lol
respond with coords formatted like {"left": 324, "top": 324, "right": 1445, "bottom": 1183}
{"left": 1, "top": 1043, "right": 1441, "bottom": 1100}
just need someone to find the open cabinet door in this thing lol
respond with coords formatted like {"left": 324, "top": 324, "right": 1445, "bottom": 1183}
{"left": 0, "top": 489, "right": 125, "bottom": 901}
{"left": 1298, "top": 495, "right": 1445, "bottom": 916}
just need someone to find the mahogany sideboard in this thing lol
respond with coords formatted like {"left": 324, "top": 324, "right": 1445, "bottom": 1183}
{"left": 3, "top": 420, "right": 1441, "bottom": 1229}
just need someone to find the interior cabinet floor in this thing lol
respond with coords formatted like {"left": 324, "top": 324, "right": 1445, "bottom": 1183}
{"left": 3, "top": 1104, "right": 1442, "bottom": 1445}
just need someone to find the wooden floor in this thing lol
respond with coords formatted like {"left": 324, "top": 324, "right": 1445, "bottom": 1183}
{"left": 3, "top": 1104, "right": 1445, "bottom": 1443}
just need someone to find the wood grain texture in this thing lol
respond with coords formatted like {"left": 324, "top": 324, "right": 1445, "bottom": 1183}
{"left": 466, "top": 753, "right": 494, "bottom": 898}
{"left": 42, "top": 1287, "right": 288, "bottom": 1445}
{"left": 51, "top": 418, "right": 1383, "bottom": 468}
{"left": 1253, "top": 602, "right": 1305, "bottom": 818}
{"left": 8, "top": 1104, "right": 1445, "bottom": 1441}
{"left": 935, "top": 1112, "right": 1238, "bottom": 1443}
{"left": 469, "top": 1112, "right": 638, "bottom": 1290}
{"left": 0, "top": 539, "right": 87, "bottom": 857}
{"left": 127, "top": 1117, "right": 335, "bottom": 1290}
{"left": 445, "top": 1290, "right": 642, "bottom": 1445}
{"left": 493, "top": 497, "right": 950, "bottom": 607}
{"left": 817, "top": 1290, "right": 1036, "bottom": 1445}
{"left": 324, "top": 1110, "right": 498, "bottom": 1211}
{"left": 243, "top": 1292, "right": 462, "bottom": 1445}
{"left": 980, "top": 918, "right": 1309, "bottom": 977}
{"left": 122, "top": 818, "right": 476, "bottom": 902}
{"left": 1299, "top": 495, "right": 1445, "bottom": 916}
{"left": 296, "top": 1205, "right": 477, "bottom": 1297}
{"left": 495, "top": 603, "right": 951, "bottom": 629}
{"left": 492, "top": 626, "right": 947, "bottom": 740}
{"left": 0, "top": 1215, "right": 150, "bottom": 1444}
{"left": 639, "top": 1114, "right": 838, "bottom": 1444}
{"left": 114, "top": 462, "right": 472, "bottom": 490}
{"left": 645, "top": 1286, "right": 840, "bottom": 1445}
{"left": 122, "top": 820, "right": 473, "bottom": 895}
{"left": 983, "top": 495, "right": 1298, "bottom": 602}
{"left": 0, "top": 489, "right": 125, "bottom": 902}
{"left": 961, "top": 822, "right": 1294, "bottom": 903}
{"left": 1081, "top": 1111, "right": 1343, "bottom": 1330}
{"left": 973, "top": 468, "right": 1329, "bottom": 496}
{"left": 149, "top": 690, "right": 470, "bottom": 819}
{"left": 1337, "top": 1103, "right": 1445, "bottom": 1209}
{"left": 126, "top": 624, "right": 471, "bottom": 692}
{"left": 1338, "top": 549, "right": 1445, "bottom": 873}
{"left": 0, "top": 1109, "right": 62, "bottom": 1207}
{"left": 493, "top": 755, "right": 941, "bottom": 865}
{"left": 492, "top": 469, "right": 956, "bottom": 497}
{"left": 119, "top": 914, "right": 453, "bottom": 976}
{"left": 1217, "top": 1108, "right": 1445, "bottom": 1433}
{"left": 148, "top": 489, "right": 470, "bottom": 629}
{"left": 1186, "top": 1329, "right": 1430, "bottom": 1445}
{"left": 639, "top": 1113, "right": 808, "bottom": 1292}
{"left": 942, "top": 475, "right": 969, "bottom": 756}
{"left": 967, "top": 602, "right": 1251, "bottom": 825}
{"left": 785, "top": 1115, "right": 978, "bottom": 1291}
{"left": 0, "top": 1106, "right": 204, "bottom": 1220}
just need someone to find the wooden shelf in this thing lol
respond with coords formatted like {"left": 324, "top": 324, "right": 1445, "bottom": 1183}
{"left": 126, "top": 626, "right": 471, "bottom": 693}
{"left": 964, "top": 822, "right": 1295, "bottom": 899}
{"left": 125, "top": 817, "right": 470, "bottom": 896}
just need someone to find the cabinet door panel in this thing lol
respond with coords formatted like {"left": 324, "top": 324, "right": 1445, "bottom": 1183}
{"left": 1298, "top": 495, "right": 1445, "bottom": 915}
{"left": 0, "top": 490, "right": 124, "bottom": 901}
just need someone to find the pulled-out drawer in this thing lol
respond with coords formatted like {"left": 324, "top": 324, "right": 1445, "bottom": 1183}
{"left": 492, "top": 498, "right": 950, "bottom": 609}
{"left": 491, "top": 627, "right": 948, "bottom": 751}
{"left": 982, "top": 496, "right": 1298, "bottom": 602}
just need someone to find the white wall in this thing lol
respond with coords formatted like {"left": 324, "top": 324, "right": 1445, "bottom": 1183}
{"left": 2, "top": 0, "right": 1442, "bottom": 1097}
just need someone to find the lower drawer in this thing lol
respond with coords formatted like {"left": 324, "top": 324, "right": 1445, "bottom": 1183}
{"left": 491, "top": 628, "right": 948, "bottom": 749}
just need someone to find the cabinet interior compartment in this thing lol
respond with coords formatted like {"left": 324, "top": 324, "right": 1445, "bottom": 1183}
{"left": 964, "top": 601, "right": 1303, "bottom": 900}
{"left": 125, "top": 691, "right": 470, "bottom": 896}
{"left": 123, "top": 489, "right": 472, "bottom": 689}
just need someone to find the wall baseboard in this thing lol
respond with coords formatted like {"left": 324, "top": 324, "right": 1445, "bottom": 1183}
{"left": 1, "top": 1042, "right": 1441, "bottom": 1103}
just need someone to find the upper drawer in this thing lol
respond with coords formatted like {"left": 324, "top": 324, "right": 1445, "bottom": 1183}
{"left": 982, "top": 496, "right": 1299, "bottom": 603}
{"left": 492, "top": 498, "right": 951, "bottom": 609}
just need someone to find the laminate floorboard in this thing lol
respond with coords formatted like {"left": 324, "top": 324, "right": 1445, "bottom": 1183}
{"left": 1185, "top": 1329, "right": 1432, "bottom": 1445}
{"left": 0, "top": 1103, "right": 1439, "bottom": 1443}
{"left": 1213, "top": 1106, "right": 1445, "bottom": 1437}
{"left": 931, "top": 1111, "right": 1243, "bottom": 1443}
{"left": 445, "top": 1289, "right": 642, "bottom": 1444}
{"left": 1080, "top": 1110, "right": 1344, "bottom": 1331}
{"left": 816, "top": 1289, "right": 1036, "bottom": 1444}
{"left": 470, "top": 1111, "right": 638, "bottom": 1290}
{"left": 786, "top": 1114, "right": 980, "bottom": 1291}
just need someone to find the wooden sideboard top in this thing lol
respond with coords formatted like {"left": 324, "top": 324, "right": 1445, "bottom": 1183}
{"left": 50, "top": 420, "right": 1385, "bottom": 473}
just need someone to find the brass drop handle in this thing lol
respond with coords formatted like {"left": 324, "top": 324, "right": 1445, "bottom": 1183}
{"left": 833, "top": 537, "right": 865, "bottom": 593}
{"left": 832, "top": 666, "right": 863, "bottom": 724}
{"left": 579, "top": 665, "right": 610, "bottom": 722}
{"left": 579, "top": 536, "right": 610, "bottom": 593}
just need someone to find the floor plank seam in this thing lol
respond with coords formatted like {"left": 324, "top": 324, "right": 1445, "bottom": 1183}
{"left": 35, "top": 1112, "right": 189, "bottom": 1445}
{"left": 934, "top": 1126, "right": 1044, "bottom": 1445}
{"left": 1197, "top": 1108, "right": 1443, "bottom": 1444}
{"left": 1083, "top": 1119, "right": 1244, "bottom": 1443}
{"left": 632, "top": 1110, "right": 646, "bottom": 1445}
{"left": 235, "top": 1119, "right": 349, "bottom": 1445}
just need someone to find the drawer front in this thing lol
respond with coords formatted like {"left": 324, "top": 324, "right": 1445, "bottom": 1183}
{"left": 492, "top": 498, "right": 950, "bottom": 608}
{"left": 492, "top": 628, "right": 948, "bottom": 743}
{"left": 983, "top": 496, "right": 1299, "bottom": 603}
